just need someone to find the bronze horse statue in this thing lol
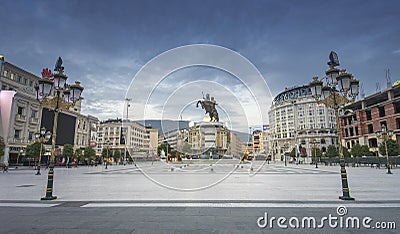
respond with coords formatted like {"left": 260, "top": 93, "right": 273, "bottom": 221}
{"left": 196, "top": 94, "right": 219, "bottom": 122}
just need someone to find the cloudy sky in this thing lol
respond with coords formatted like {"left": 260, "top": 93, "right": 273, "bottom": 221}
{"left": 1, "top": 0, "right": 399, "bottom": 132}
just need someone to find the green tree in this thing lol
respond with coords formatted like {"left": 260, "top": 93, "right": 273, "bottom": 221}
{"left": 158, "top": 142, "right": 172, "bottom": 156}
{"left": 326, "top": 145, "right": 338, "bottom": 158}
{"left": 113, "top": 150, "right": 121, "bottom": 163}
{"left": 25, "top": 142, "right": 45, "bottom": 159}
{"left": 0, "top": 144, "right": 4, "bottom": 158}
{"left": 311, "top": 147, "right": 322, "bottom": 158}
{"left": 379, "top": 139, "right": 400, "bottom": 156}
{"left": 361, "top": 145, "right": 373, "bottom": 156}
{"left": 62, "top": 144, "right": 74, "bottom": 159}
{"left": 101, "top": 148, "right": 109, "bottom": 158}
{"left": 342, "top": 146, "right": 351, "bottom": 158}
{"left": 351, "top": 144, "right": 373, "bottom": 157}
{"left": 84, "top": 146, "right": 96, "bottom": 159}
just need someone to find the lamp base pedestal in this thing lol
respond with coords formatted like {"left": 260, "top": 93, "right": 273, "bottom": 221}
{"left": 41, "top": 196, "right": 57, "bottom": 200}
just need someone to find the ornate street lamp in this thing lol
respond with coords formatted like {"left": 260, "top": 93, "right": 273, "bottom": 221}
{"left": 376, "top": 125, "right": 393, "bottom": 174}
{"left": 34, "top": 127, "right": 51, "bottom": 175}
{"left": 309, "top": 51, "right": 359, "bottom": 200}
{"left": 35, "top": 57, "right": 84, "bottom": 200}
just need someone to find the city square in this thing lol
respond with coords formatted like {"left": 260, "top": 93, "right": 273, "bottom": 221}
{"left": 1, "top": 0, "right": 400, "bottom": 233}
{"left": 1, "top": 160, "right": 399, "bottom": 233}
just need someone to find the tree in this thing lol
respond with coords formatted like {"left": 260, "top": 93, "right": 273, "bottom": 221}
{"left": 326, "top": 145, "right": 338, "bottom": 158}
{"left": 351, "top": 144, "right": 373, "bottom": 157}
{"left": 84, "top": 146, "right": 96, "bottom": 159}
{"left": 113, "top": 150, "right": 121, "bottom": 164}
{"left": 101, "top": 148, "right": 109, "bottom": 158}
{"left": 62, "top": 144, "right": 74, "bottom": 159}
{"left": 311, "top": 147, "right": 322, "bottom": 158}
{"left": 0, "top": 144, "right": 4, "bottom": 158}
{"left": 158, "top": 142, "right": 172, "bottom": 156}
{"left": 379, "top": 139, "right": 400, "bottom": 156}
{"left": 342, "top": 146, "right": 351, "bottom": 158}
{"left": 25, "top": 142, "right": 45, "bottom": 159}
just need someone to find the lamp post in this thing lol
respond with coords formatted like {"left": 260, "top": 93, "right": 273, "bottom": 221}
{"left": 105, "top": 140, "right": 110, "bottom": 169}
{"left": 312, "top": 139, "right": 318, "bottom": 168}
{"left": 376, "top": 125, "right": 393, "bottom": 174}
{"left": 35, "top": 57, "right": 84, "bottom": 200}
{"left": 309, "top": 51, "right": 359, "bottom": 200}
{"left": 34, "top": 127, "right": 51, "bottom": 175}
{"left": 123, "top": 98, "right": 131, "bottom": 166}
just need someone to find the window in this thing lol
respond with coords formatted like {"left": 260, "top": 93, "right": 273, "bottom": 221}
{"left": 397, "top": 118, "right": 400, "bottom": 129}
{"left": 24, "top": 78, "right": 28, "bottom": 85}
{"left": 347, "top": 117, "right": 352, "bottom": 125}
{"left": 379, "top": 106, "right": 385, "bottom": 117}
{"left": 368, "top": 124, "right": 373, "bottom": 134}
{"left": 320, "top": 139, "right": 326, "bottom": 144}
{"left": 345, "top": 129, "right": 349, "bottom": 137}
{"left": 395, "top": 102, "right": 400, "bottom": 114}
{"left": 14, "top": 129, "right": 21, "bottom": 139}
{"left": 349, "top": 128, "right": 354, "bottom": 136}
{"left": 318, "top": 109, "right": 324, "bottom": 115}
{"left": 10, "top": 73, "right": 15, "bottom": 80}
{"left": 3, "top": 70, "right": 8, "bottom": 77}
{"left": 17, "top": 75, "right": 21, "bottom": 82}
{"left": 28, "top": 132, "right": 33, "bottom": 141}
{"left": 355, "top": 127, "right": 359, "bottom": 135}
{"left": 368, "top": 138, "right": 378, "bottom": 148}
{"left": 31, "top": 110, "right": 37, "bottom": 118}
{"left": 380, "top": 121, "right": 387, "bottom": 130}
{"left": 366, "top": 110, "right": 372, "bottom": 121}
{"left": 17, "top": 106, "right": 24, "bottom": 115}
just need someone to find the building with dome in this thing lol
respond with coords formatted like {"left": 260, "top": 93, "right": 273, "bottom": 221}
{"left": 268, "top": 85, "right": 339, "bottom": 162}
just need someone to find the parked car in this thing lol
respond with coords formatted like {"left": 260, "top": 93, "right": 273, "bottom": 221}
{"left": 191, "top": 155, "right": 199, "bottom": 159}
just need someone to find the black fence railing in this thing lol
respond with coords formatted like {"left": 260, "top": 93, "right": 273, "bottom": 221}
{"left": 318, "top": 156, "right": 400, "bottom": 167}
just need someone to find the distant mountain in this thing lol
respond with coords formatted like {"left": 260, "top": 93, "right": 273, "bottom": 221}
{"left": 232, "top": 130, "right": 251, "bottom": 143}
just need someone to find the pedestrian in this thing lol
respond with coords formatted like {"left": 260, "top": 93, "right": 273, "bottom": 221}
{"left": 3, "top": 165, "right": 8, "bottom": 173}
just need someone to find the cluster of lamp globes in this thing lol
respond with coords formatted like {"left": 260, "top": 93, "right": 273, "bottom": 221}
{"left": 35, "top": 57, "right": 84, "bottom": 105}
{"left": 309, "top": 68, "right": 360, "bottom": 101}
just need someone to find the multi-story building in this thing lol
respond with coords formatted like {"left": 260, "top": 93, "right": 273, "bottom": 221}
{"left": 0, "top": 57, "right": 98, "bottom": 164}
{"left": 145, "top": 126, "right": 159, "bottom": 157}
{"left": 189, "top": 122, "right": 228, "bottom": 156}
{"left": 268, "top": 85, "right": 338, "bottom": 162}
{"left": 226, "top": 131, "right": 243, "bottom": 158}
{"left": 340, "top": 84, "right": 400, "bottom": 155}
{"left": 158, "top": 128, "right": 189, "bottom": 152}
{"left": 97, "top": 119, "right": 157, "bottom": 159}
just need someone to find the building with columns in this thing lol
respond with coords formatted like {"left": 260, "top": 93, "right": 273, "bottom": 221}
{"left": 268, "top": 85, "right": 338, "bottom": 162}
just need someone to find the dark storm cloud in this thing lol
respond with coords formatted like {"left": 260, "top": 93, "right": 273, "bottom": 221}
{"left": 1, "top": 0, "right": 400, "bottom": 125}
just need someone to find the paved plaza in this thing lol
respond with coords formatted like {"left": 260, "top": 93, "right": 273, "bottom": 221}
{"left": 1, "top": 160, "right": 399, "bottom": 233}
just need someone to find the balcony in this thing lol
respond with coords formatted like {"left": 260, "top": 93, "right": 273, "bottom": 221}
{"left": 15, "top": 114, "right": 26, "bottom": 122}
{"left": 30, "top": 117, "right": 39, "bottom": 124}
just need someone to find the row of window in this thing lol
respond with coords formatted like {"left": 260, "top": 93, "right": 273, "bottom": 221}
{"left": 3, "top": 70, "right": 34, "bottom": 87}
{"left": 17, "top": 106, "right": 38, "bottom": 118}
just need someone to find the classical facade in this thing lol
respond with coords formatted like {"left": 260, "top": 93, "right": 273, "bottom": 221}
{"left": 0, "top": 57, "right": 98, "bottom": 165}
{"left": 340, "top": 84, "right": 400, "bottom": 155}
{"left": 189, "top": 121, "right": 228, "bottom": 156}
{"left": 158, "top": 128, "right": 189, "bottom": 153}
{"left": 97, "top": 119, "right": 158, "bottom": 159}
{"left": 268, "top": 85, "right": 338, "bottom": 162}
